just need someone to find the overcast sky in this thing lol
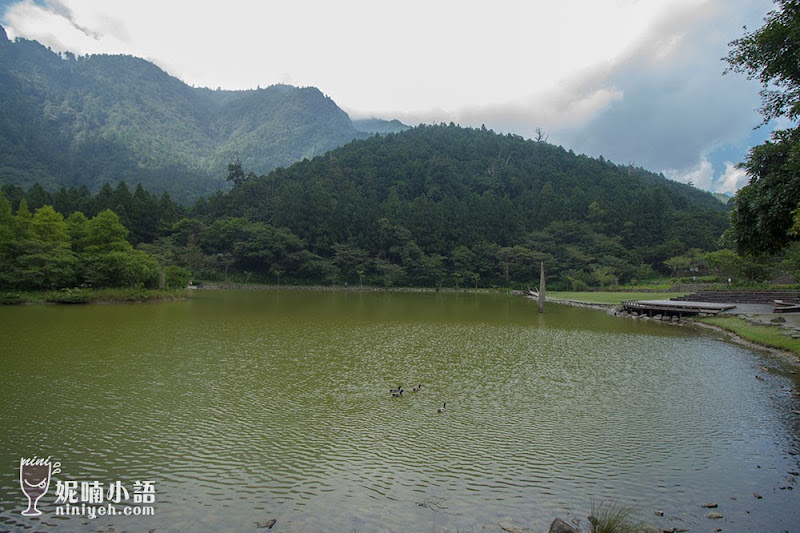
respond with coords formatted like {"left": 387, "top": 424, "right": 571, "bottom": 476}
{"left": 0, "top": 0, "right": 778, "bottom": 193}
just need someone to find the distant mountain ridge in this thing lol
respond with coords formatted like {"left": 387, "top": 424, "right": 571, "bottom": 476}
{"left": 0, "top": 26, "right": 383, "bottom": 201}
{"left": 353, "top": 118, "right": 410, "bottom": 135}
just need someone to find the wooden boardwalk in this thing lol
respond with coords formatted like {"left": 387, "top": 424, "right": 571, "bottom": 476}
{"left": 621, "top": 299, "right": 736, "bottom": 317}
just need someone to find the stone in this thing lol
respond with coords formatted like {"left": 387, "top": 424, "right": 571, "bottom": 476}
{"left": 771, "top": 316, "right": 787, "bottom": 323}
{"left": 705, "top": 510, "right": 723, "bottom": 519}
{"left": 255, "top": 518, "right": 277, "bottom": 529}
{"left": 499, "top": 522, "right": 522, "bottom": 533}
{"left": 701, "top": 502, "right": 718, "bottom": 508}
{"left": 548, "top": 518, "right": 579, "bottom": 533}
{"left": 654, "top": 509, "right": 665, "bottom": 516}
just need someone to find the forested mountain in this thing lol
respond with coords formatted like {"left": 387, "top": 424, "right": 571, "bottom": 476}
{"left": 353, "top": 118, "right": 410, "bottom": 135}
{"left": 0, "top": 124, "right": 737, "bottom": 289}
{"left": 0, "top": 25, "right": 370, "bottom": 202}
{"left": 195, "top": 124, "right": 730, "bottom": 289}
{"left": 0, "top": 26, "right": 736, "bottom": 290}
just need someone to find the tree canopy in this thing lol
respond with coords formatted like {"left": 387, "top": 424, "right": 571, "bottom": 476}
{"left": 0, "top": 185, "right": 189, "bottom": 291}
{"left": 725, "top": 0, "right": 800, "bottom": 255}
{"left": 185, "top": 124, "right": 729, "bottom": 289}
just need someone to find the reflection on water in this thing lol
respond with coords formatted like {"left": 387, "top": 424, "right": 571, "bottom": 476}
{"left": 0, "top": 290, "right": 798, "bottom": 532}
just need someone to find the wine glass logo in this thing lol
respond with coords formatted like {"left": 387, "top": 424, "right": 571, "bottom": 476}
{"left": 19, "top": 456, "right": 60, "bottom": 517}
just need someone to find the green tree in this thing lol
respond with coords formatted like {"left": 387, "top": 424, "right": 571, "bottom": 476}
{"left": 164, "top": 265, "right": 191, "bottom": 289}
{"left": 66, "top": 212, "right": 89, "bottom": 252}
{"left": 0, "top": 192, "right": 14, "bottom": 257}
{"left": 704, "top": 249, "right": 743, "bottom": 279}
{"left": 664, "top": 255, "right": 692, "bottom": 277}
{"left": 10, "top": 206, "right": 77, "bottom": 289}
{"left": 226, "top": 160, "right": 247, "bottom": 187}
{"left": 82, "top": 210, "right": 159, "bottom": 288}
{"left": 85, "top": 209, "right": 130, "bottom": 253}
{"left": 332, "top": 243, "right": 370, "bottom": 284}
{"left": 725, "top": 0, "right": 800, "bottom": 254}
{"left": 13, "top": 198, "right": 33, "bottom": 240}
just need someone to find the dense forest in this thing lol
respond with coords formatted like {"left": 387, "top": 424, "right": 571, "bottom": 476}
{"left": 0, "top": 192, "right": 189, "bottom": 292}
{"left": 3, "top": 2, "right": 799, "bottom": 295}
{"left": 2, "top": 124, "right": 747, "bottom": 292}
{"left": 196, "top": 124, "right": 731, "bottom": 289}
{"left": 0, "top": 25, "right": 405, "bottom": 202}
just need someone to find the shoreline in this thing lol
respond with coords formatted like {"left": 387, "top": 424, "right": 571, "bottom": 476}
{"left": 0, "top": 288, "right": 189, "bottom": 305}
{"left": 545, "top": 295, "right": 800, "bottom": 365}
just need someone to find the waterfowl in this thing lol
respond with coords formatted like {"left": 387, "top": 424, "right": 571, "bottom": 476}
{"left": 391, "top": 389, "right": 404, "bottom": 397}
{"left": 412, "top": 384, "right": 422, "bottom": 392}
{"left": 437, "top": 402, "right": 446, "bottom": 413}
{"left": 390, "top": 385, "right": 402, "bottom": 393}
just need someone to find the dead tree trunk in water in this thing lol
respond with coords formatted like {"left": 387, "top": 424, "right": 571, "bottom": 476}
{"left": 538, "top": 262, "right": 546, "bottom": 313}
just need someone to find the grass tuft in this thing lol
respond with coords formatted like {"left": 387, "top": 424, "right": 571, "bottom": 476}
{"left": 589, "top": 501, "right": 645, "bottom": 533}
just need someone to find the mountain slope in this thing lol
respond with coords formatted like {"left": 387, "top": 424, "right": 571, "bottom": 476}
{"left": 353, "top": 118, "right": 410, "bottom": 135}
{"left": 0, "top": 26, "right": 369, "bottom": 201}
{"left": 214, "top": 124, "right": 729, "bottom": 287}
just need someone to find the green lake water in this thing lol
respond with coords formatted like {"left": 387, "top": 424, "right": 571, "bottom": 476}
{"left": 0, "top": 290, "right": 799, "bottom": 532}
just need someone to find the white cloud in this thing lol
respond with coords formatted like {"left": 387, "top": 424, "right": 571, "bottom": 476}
{"left": 0, "top": 0, "right": 776, "bottom": 193}
{"left": 4, "top": 1, "right": 128, "bottom": 54}
{"left": 540, "top": 0, "right": 772, "bottom": 192}
{"left": 664, "top": 157, "right": 715, "bottom": 190}
{"left": 0, "top": 0, "right": 711, "bottom": 111}
{"left": 663, "top": 157, "right": 751, "bottom": 194}
{"left": 717, "top": 161, "right": 749, "bottom": 194}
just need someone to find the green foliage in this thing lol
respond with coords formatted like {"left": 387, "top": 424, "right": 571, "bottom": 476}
{"left": 5, "top": 125, "right": 782, "bottom": 289}
{"left": 0, "top": 291, "right": 25, "bottom": 304}
{"left": 704, "top": 249, "right": 743, "bottom": 278}
{"left": 726, "top": 1, "right": 800, "bottom": 255}
{"left": 725, "top": 0, "right": 800, "bottom": 123}
{"left": 45, "top": 288, "right": 91, "bottom": 304}
{"left": 0, "top": 288, "right": 188, "bottom": 305}
{"left": 0, "top": 33, "right": 370, "bottom": 202}
{"left": 729, "top": 128, "right": 800, "bottom": 255}
{"left": 0, "top": 191, "right": 175, "bottom": 291}
{"left": 0, "top": 204, "right": 77, "bottom": 289}
{"left": 191, "top": 124, "right": 728, "bottom": 288}
{"left": 164, "top": 265, "right": 191, "bottom": 289}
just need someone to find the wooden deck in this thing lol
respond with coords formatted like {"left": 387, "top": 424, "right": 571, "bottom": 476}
{"left": 773, "top": 300, "right": 800, "bottom": 313}
{"left": 622, "top": 299, "right": 736, "bottom": 317}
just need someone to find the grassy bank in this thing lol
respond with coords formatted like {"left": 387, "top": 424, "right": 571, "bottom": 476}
{"left": 0, "top": 288, "right": 190, "bottom": 305}
{"left": 548, "top": 291, "right": 687, "bottom": 306}
{"left": 699, "top": 315, "right": 800, "bottom": 357}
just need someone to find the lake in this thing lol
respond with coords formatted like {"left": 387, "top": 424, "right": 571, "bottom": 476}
{"left": 0, "top": 290, "right": 798, "bottom": 532}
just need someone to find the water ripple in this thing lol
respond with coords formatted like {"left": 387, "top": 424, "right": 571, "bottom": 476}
{"left": 0, "top": 292, "right": 798, "bottom": 532}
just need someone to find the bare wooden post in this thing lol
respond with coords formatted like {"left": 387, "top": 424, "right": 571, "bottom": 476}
{"left": 538, "top": 261, "right": 546, "bottom": 313}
